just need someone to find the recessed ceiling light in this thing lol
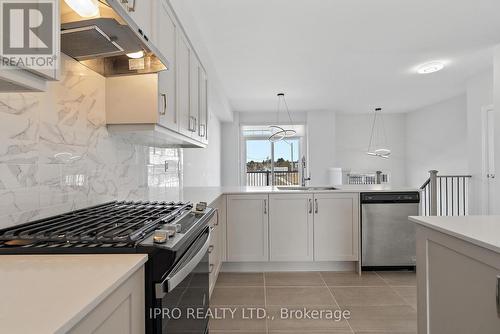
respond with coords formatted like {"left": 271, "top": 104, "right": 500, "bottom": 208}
{"left": 416, "top": 61, "right": 445, "bottom": 74}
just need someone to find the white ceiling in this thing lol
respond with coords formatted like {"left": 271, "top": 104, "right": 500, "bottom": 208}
{"left": 182, "top": 0, "right": 500, "bottom": 113}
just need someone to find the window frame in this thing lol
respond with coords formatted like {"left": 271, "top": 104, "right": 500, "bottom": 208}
{"left": 240, "top": 124, "right": 307, "bottom": 186}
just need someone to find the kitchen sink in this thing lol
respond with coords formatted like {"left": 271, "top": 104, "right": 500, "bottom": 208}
{"left": 277, "top": 186, "right": 338, "bottom": 191}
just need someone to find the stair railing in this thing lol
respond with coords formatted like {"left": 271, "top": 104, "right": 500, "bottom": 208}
{"left": 420, "top": 170, "right": 472, "bottom": 216}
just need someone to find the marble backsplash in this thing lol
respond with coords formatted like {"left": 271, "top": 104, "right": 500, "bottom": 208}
{"left": 0, "top": 56, "right": 182, "bottom": 228}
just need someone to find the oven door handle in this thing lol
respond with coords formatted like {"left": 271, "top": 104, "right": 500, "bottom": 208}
{"left": 155, "top": 228, "right": 211, "bottom": 298}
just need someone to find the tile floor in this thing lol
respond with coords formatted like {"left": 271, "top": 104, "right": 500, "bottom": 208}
{"left": 209, "top": 271, "right": 417, "bottom": 334}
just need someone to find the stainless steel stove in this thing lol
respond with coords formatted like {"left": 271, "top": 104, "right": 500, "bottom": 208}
{"left": 0, "top": 200, "right": 216, "bottom": 334}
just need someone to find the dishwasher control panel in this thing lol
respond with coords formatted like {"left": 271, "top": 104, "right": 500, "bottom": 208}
{"left": 361, "top": 192, "right": 420, "bottom": 203}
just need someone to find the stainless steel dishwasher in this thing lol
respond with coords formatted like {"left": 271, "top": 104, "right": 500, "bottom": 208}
{"left": 361, "top": 192, "right": 420, "bottom": 270}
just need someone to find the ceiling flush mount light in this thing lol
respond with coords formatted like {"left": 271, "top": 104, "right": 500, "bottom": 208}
{"left": 416, "top": 61, "right": 445, "bottom": 74}
{"left": 126, "top": 50, "right": 145, "bottom": 59}
{"left": 269, "top": 93, "right": 297, "bottom": 142}
{"left": 64, "top": 0, "right": 100, "bottom": 18}
{"left": 366, "top": 107, "right": 391, "bottom": 159}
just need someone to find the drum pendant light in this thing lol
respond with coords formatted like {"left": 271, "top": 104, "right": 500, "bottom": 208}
{"left": 366, "top": 107, "right": 391, "bottom": 159}
{"left": 268, "top": 93, "right": 296, "bottom": 142}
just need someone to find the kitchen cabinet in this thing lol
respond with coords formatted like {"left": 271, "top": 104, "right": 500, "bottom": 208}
{"left": 176, "top": 31, "right": 193, "bottom": 138}
{"left": 189, "top": 54, "right": 200, "bottom": 139}
{"left": 314, "top": 193, "right": 359, "bottom": 261}
{"left": 226, "top": 194, "right": 269, "bottom": 262}
{"left": 415, "top": 222, "right": 500, "bottom": 334}
{"left": 68, "top": 266, "right": 145, "bottom": 334}
{"left": 198, "top": 67, "right": 208, "bottom": 143}
{"left": 269, "top": 194, "right": 313, "bottom": 261}
{"left": 115, "top": 0, "right": 152, "bottom": 41}
{"left": 208, "top": 210, "right": 222, "bottom": 295}
{"left": 153, "top": 0, "right": 179, "bottom": 131}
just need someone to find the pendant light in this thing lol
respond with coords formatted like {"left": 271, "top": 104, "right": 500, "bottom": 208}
{"left": 366, "top": 107, "right": 391, "bottom": 159}
{"left": 269, "top": 93, "right": 296, "bottom": 142}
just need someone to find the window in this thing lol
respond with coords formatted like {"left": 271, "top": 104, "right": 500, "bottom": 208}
{"left": 241, "top": 125, "right": 305, "bottom": 186}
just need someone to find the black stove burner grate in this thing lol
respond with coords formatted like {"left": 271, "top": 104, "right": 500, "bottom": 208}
{"left": 0, "top": 201, "right": 192, "bottom": 244}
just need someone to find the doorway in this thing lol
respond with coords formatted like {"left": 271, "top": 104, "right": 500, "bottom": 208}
{"left": 481, "top": 105, "right": 495, "bottom": 214}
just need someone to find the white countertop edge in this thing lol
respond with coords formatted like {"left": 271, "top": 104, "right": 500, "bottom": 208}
{"left": 409, "top": 216, "right": 500, "bottom": 254}
{"left": 54, "top": 254, "right": 148, "bottom": 334}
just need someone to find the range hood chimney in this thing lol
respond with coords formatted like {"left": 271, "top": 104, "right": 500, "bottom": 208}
{"left": 60, "top": 0, "right": 168, "bottom": 77}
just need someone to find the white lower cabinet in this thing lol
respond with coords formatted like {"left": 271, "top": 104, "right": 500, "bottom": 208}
{"left": 69, "top": 266, "right": 145, "bottom": 334}
{"left": 225, "top": 192, "right": 359, "bottom": 264}
{"left": 208, "top": 207, "right": 222, "bottom": 295}
{"left": 226, "top": 194, "right": 269, "bottom": 262}
{"left": 269, "top": 194, "right": 313, "bottom": 261}
{"left": 313, "top": 193, "right": 360, "bottom": 261}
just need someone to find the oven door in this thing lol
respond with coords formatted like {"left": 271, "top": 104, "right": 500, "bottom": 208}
{"left": 154, "top": 227, "right": 210, "bottom": 334}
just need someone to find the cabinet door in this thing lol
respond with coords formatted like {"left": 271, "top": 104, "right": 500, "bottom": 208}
{"left": 176, "top": 32, "right": 192, "bottom": 137}
{"left": 313, "top": 193, "right": 359, "bottom": 261}
{"left": 269, "top": 194, "right": 313, "bottom": 261}
{"left": 120, "top": 0, "right": 152, "bottom": 39}
{"left": 189, "top": 54, "right": 200, "bottom": 139}
{"left": 198, "top": 67, "right": 208, "bottom": 143}
{"left": 155, "top": 0, "right": 178, "bottom": 131}
{"left": 226, "top": 195, "right": 269, "bottom": 262}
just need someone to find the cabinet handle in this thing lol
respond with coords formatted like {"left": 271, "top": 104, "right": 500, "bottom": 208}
{"left": 315, "top": 198, "right": 318, "bottom": 214}
{"left": 308, "top": 199, "right": 312, "bottom": 214}
{"left": 497, "top": 275, "right": 500, "bottom": 316}
{"left": 126, "top": 0, "right": 136, "bottom": 12}
{"left": 264, "top": 199, "right": 267, "bottom": 215}
{"left": 209, "top": 264, "right": 214, "bottom": 274}
{"left": 189, "top": 116, "right": 197, "bottom": 132}
{"left": 208, "top": 245, "right": 214, "bottom": 254}
{"left": 199, "top": 124, "right": 206, "bottom": 137}
{"left": 159, "top": 93, "right": 167, "bottom": 115}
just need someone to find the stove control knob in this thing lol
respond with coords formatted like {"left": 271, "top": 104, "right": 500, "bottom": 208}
{"left": 174, "top": 224, "right": 182, "bottom": 233}
{"left": 153, "top": 230, "right": 169, "bottom": 244}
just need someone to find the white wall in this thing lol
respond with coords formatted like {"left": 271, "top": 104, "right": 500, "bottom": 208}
{"left": 466, "top": 70, "right": 493, "bottom": 214}
{"left": 183, "top": 112, "right": 222, "bottom": 186}
{"left": 221, "top": 112, "right": 241, "bottom": 186}
{"left": 405, "top": 95, "right": 468, "bottom": 188}
{"left": 307, "top": 111, "right": 336, "bottom": 186}
{"left": 335, "top": 113, "right": 407, "bottom": 186}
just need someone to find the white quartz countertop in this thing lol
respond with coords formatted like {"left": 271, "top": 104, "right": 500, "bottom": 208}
{"left": 159, "top": 185, "right": 420, "bottom": 206}
{"left": 410, "top": 215, "right": 500, "bottom": 254}
{"left": 0, "top": 254, "right": 148, "bottom": 334}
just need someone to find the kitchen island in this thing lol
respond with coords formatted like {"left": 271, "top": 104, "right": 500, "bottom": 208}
{"left": 0, "top": 254, "right": 147, "bottom": 334}
{"left": 410, "top": 216, "right": 500, "bottom": 334}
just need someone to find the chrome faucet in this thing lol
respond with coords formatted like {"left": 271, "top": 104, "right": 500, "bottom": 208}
{"left": 301, "top": 156, "right": 311, "bottom": 186}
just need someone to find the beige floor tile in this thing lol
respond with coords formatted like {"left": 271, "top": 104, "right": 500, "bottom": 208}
{"left": 354, "top": 332, "right": 416, "bottom": 334}
{"left": 266, "top": 306, "right": 351, "bottom": 331}
{"left": 209, "top": 314, "right": 267, "bottom": 332}
{"left": 266, "top": 287, "right": 337, "bottom": 306}
{"left": 270, "top": 332, "right": 352, "bottom": 334}
{"left": 376, "top": 271, "right": 416, "bottom": 286}
{"left": 265, "top": 272, "right": 325, "bottom": 286}
{"left": 392, "top": 286, "right": 417, "bottom": 309}
{"left": 347, "top": 305, "right": 417, "bottom": 332}
{"left": 211, "top": 287, "right": 266, "bottom": 306}
{"left": 321, "top": 272, "right": 387, "bottom": 287}
{"left": 216, "top": 272, "right": 265, "bottom": 287}
{"left": 331, "top": 287, "right": 407, "bottom": 307}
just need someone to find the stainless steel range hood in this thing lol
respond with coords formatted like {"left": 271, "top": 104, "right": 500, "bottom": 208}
{"left": 60, "top": 0, "right": 167, "bottom": 77}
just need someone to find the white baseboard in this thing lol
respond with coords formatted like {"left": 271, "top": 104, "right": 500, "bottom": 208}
{"left": 221, "top": 261, "right": 357, "bottom": 272}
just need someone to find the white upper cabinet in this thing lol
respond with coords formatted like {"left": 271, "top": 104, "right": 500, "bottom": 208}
{"left": 104, "top": 0, "right": 208, "bottom": 147}
{"left": 269, "top": 194, "right": 314, "bottom": 262}
{"left": 116, "top": 0, "right": 152, "bottom": 40}
{"left": 176, "top": 31, "right": 192, "bottom": 138}
{"left": 313, "top": 193, "right": 360, "bottom": 261}
{"left": 189, "top": 53, "right": 200, "bottom": 139}
{"left": 153, "top": 0, "right": 178, "bottom": 131}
